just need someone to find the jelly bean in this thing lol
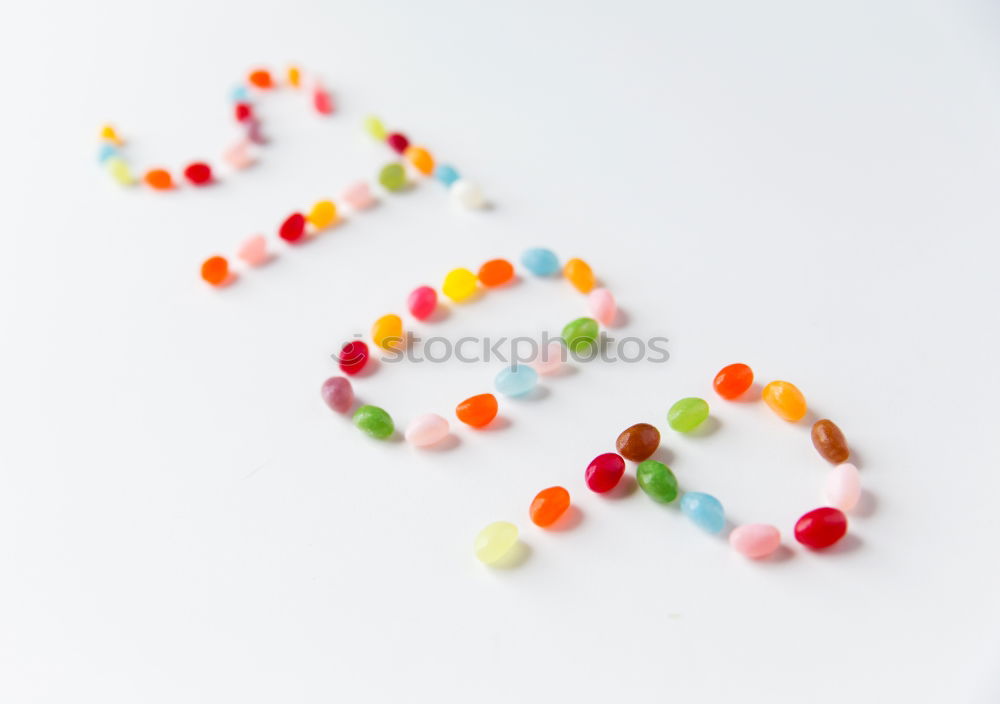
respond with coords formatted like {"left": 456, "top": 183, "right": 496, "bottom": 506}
{"left": 287, "top": 65, "right": 301, "bottom": 87}
{"left": 353, "top": 405, "right": 394, "bottom": 439}
{"left": 144, "top": 168, "right": 174, "bottom": 190}
{"left": 530, "top": 486, "right": 571, "bottom": 528}
{"left": 407, "top": 285, "right": 438, "bottom": 320}
{"left": 405, "top": 413, "right": 450, "bottom": 447}
{"left": 320, "top": 376, "right": 353, "bottom": 414}
{"left": 235, "top": 102, "right": 253, "bottom": 122}
{"left": 307, "top": 200, "right": 337, "bottom": 229}
{"left": 762, "top": 381, "right": 807, "bottom": 422}
{"left": 563, "top": 258, "right": 595, "bottom": 293}
{"left": 364, "top": 115, "right": 387, "bottom": 140}
{"left": 342, "top": 181, "right": 375, "bottom": 210}
{"left": 729, "top": 524, "right": 781, "bottom": 558}
{"left": 477, "top": 259, "right": 514, "bottom": 287}
{"left": 339, "top": 340, "right": 369, "bottom": 376}
{"left": 531, "top": 341, "right": 565, "bottom": 375}
{"left": 456, "top": 393, "right": 498, "bottom": 428}
{"left": 237, "top": 234, "right": 269, "bottom": 267}
{"left": 371, "top": 314, "right": 404, "bottom": 350}
{"left": 279, "top": 213, "right": 306, "bottom": 243}
{"left": 794, "top": 507, "right": 847, "bottom": 548}
{"left": 668, "top": 397, "right": 710, "bottom": 433}
{"left": 97, "top": 143, "right": 118, "bottom": 163}
{"left": 494, "top": 365, "right": 538, "bottom": 397}
{"left": 588, "top": 288, "right": 616, "bottom": 326}
{"left": 562, "top": 317, "right": 599, "bottom": 354}
{"left": 442, "top": 268, "right": 478, "bottom": 302}
{"left": 230, "top": 84, "right": 250, "bottom": 102}
{"left": 405, "top": 146, "right": 434, "bottom": 175}
{"left": 713, "top": 363, "right": 754, "bottom": 400}
{"left": 379, "top": 163, "right": 407, "bottom": 192}
{"left": 314, "top": 86, "right": 334, "bottom": 115}
{"left": 200, "top": 256, "right": 229, "bottom": 286}
{"left": 451, "top": 180, "right": 485, "bottom": 209}
{"left": 824, "top": 463, "right": 860, "bottom": 511}
{"left": 585, "top": 453, "right": 626, "bottom": 493}
{"left": 474, "top": 521, "right": 518, "bottom": 565}
{"left": 183, "top": 162, "right": 212, "bottom": 186}
{"left": 246, "top": 119, "right": 266, "bottom": 145}
{"left": 680, "top": 492, "right": 725, "bottom": 534}
{"left": 248, "top": 69, "right": 273, "bottom": 88}
{"left": 616, "top": 423, "right": 660, "bottom": 462}
{"left": 812, "top": 419, "right": 849, "bottom": 463}
{"left": 522, "top": 248, "right": 560, "bottom": 276}
{"left": 434, "top": 164, "right": 460, "bottom": 186}
{"left": 386, "top": 132, "right": 409, "bottom": 154}
{"left": 99, "top": 123, "right": 123, "bottom": 145}
{"left": 106, "top": 157, "right": 135, "bottom": 185}
{"left": 636, "top": 460, "right": 678, "bottom": 503}
{"left": 223, "top": 140, "right": 255, "bottom": 170}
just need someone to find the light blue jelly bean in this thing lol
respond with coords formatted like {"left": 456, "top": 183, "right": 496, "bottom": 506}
{"left": 97, "top": 143, "right": 119, "bottom": 164}
{"left": 521, "top": 248, "right": 560, "bottom": 276}
{"left": 231, "top": 84, "right": 250, "bottom": 102}
{"left": 494, "top": 364, "right": 539, "bottom": 397}
{"left": 680, "top": 492, "right": 725, "bottom": 534}
{"left": 434, "top": 164, "right": 460, "bottom": 186}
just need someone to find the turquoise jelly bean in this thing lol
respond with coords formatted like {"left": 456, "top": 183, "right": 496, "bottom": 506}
{"left": 681, "top": 492, "right": 725, "bottom": 534}
{"left": 97, "top": 143, "right": 119, "bottom": 163}
{"left": 521, "top": 248, "right": 560, "bottom": 276}
{"left": 231, "top": 84, "right": 250, "bottom": 102}
{"left": 434, "top": 164, "right": 460, "bottom": 186}
{"left": 494, "top": 364, "right": 539, "bottom": 397}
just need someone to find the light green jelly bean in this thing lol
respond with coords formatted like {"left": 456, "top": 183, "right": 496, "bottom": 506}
{"left": 364, "top": 115, "right": 387, "bottom": 140}
{"left": 667, "top": 397, "right": 710, "bottom": 432}
{"left": 636, "top": 460, "right": 679, "bottom": 503}
{"left": 353, "top": 405, "right": 394, "bottom": 439}
{"left": 106, "top": 156, "right": 135, "bottom": 186}
{"left": 562, "top": 317, "right": 599, "bottom": 354}
{"left": 379, "top": 163, "right": 407, "bottom": 192}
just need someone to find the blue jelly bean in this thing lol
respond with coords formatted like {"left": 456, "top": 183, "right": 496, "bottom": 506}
{"left": 521, "top": 248, "right": 560, "bottom": 276}
{"left": 680, "top": 492, "right": 725, "bottom": 534}
{"left": 231, "top": 84, "right": 250, "bottom": 102}
{"left": 434, "top": 164, "right": 460, "bottom": 186}
{"left": 97, "top": 143, "right": 119, "bottom": 164}
{"left": 494, "top": 364, "right": 539, "bottom": 397}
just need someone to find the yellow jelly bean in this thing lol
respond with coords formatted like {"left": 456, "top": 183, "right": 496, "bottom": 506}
{"left": 442, "top": 268, "right": 478, "bottom": 302}
{"left": 762, "top": 380, "right": 807, "bottom": 422}
{"left": 564, "top": 258, "right": 595, "bottom": 293}
{"left": 287, "top": 65, "right": 301, "bottom": 87}
{"left": 106, "top": 156, "right": 135, "bottom": 186}
{"left": 307, "top": 200, "right": 337, "bottom": 229}
{"left": 474, "top": 521, "right": 519, "bottom": 565}
{"left": 364, "top": 115, "right": 387, "bottom": 140}
{"left": 371, "top": 314, "right": 404, "bottom": 350}
{"left": 405, "top": 146, "right": 435, "bottom": 175}
{"left": 99, "top": 123, "right": 123, "bottom": 146}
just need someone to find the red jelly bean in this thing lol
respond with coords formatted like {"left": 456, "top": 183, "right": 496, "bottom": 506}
{"left": 314, "top": 88, "right": 334, "bottom": 115}
{"left": 386, "top": 133, "right": 409, "bottom": 154}
{"left": 585, "top": 453, "right": 626, "bottom": 493}
{"left": 713, "top": 363, "right": 754, "bottom": 400}
{"left": 279, "top": 213, "right": 306, "bottom": 243}
{"left": 794, "top": 507, "right": 848, "bottom": 549}
{"left": 235, "top": 103, "right": 253, "bottom": 122}
{"left": 339, "top": 341, "right": 369, "bottom": 376}
{"left": 183, "top": 162, "right": 212, "bottom": 185}
{"left": 407, "top": 285, "right": 438, "bottom": 321}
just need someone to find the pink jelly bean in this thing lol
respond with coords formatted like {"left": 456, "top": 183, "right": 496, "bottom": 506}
{"left": 223, "top": 140, "right": 255, "bottom": 170}
{"left": 404, "top": 413, "right": 450, "bottom": 447}
{"left": 531, "top": 341, "right": 565, "bottom": 375}
{"left": 588, "top": 288, "right": 617, "bottom": 326}
{"left": 342, "top": 181, "right": 375, "bottom": 210}
{"left": 407, "top": 285, "right": 438, "bottom": 320}
{"left": 237, "top": 234, "right": 270, "bottom": 267}
{"left": 320, "top": 376, "right": 353, "bottom": 414}
{"left": 314, "top": 86, "right": 335, "bottom": 115}
{"left": 729, "top": 524, "right": 781, "bottom": 559}
{"left": 824, "top": 462, "right": 861, "bottom": 511}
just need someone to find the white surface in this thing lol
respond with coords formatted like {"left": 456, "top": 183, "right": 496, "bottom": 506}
{"left": 2, "top": 1, "right": 1000, "bottom": 701}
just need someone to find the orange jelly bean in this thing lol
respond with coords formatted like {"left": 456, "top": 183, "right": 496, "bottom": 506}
{"left": 477, "top": 259, "right": 514, "bottom": 287}
{"left": 248, "top": 69, "right": 273, "bottom": 89}
{"left": 456, "top": 393, "right": 499, "bottom": 428}
{"left": 530, "top": 486, "right": 571, "bottom": 527}
{"left": 404, "top": 146, "right": 435, "bottom": 175}
{"left": 762, "top": 380, "right": 807, "bottom": 422}
{"left": 564, "top": 258, "right": 595, "bottom": 293}
{"left": 713, "top": 363, "right": 754, "bottom": 400}
{"left": 144, "top": 168, "right": 174, "bottom": 190}
{"left": 287, "top": 65, "right": 301, "bottom": 87}
{"left": 200, "top": 256, "right": 229, "bottom": 286}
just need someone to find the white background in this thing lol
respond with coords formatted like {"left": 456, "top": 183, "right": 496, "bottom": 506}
{"left": 2, "top": 1, "right": 999, "bottom": 701}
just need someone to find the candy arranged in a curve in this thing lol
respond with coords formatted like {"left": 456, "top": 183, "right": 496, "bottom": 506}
{"left": 474, "top": 521, "right": 519, "bottom": 565}
{"left": 529, "top": 487, "right": 571, "bottom": 528}
{"left": 616, "top": 423, "right": 661, "bottom": 462}
{"left": 353, "top": 405, "right": 394, "bottom": 439}
{"left": 667, "top": 397, "right": 710, "bottom": 433}
{"left": 405, "top": 414, "right": 450, "bottom": 447}
{"left": 680, "top": 492, "right": 726, "bottom": 534}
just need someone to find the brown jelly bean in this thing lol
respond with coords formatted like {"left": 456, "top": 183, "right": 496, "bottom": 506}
{"left": 615, "top": 423, "right": 661, "bottom": 462}
{"left": 811, "top": 419, "right": 849, "bottom": 463}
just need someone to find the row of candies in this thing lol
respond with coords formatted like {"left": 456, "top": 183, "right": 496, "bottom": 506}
{"left": 474, "top": 365, "right": 860, "bottom": 566}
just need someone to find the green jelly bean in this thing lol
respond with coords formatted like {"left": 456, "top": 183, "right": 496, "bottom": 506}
{"left": 636, "top": 460, "right": 678, "bottom": 503}
{"left": 667, "top": 397, "right": 710, "bottom": 432}
{"left": 562, "top": 317, "right": 599, "bottom": 354}
{"left": 353, "top": 405, "right": 394, "bottom": 439}
{"left": 379, "top": 163, "right": 407, "bottom": 191}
